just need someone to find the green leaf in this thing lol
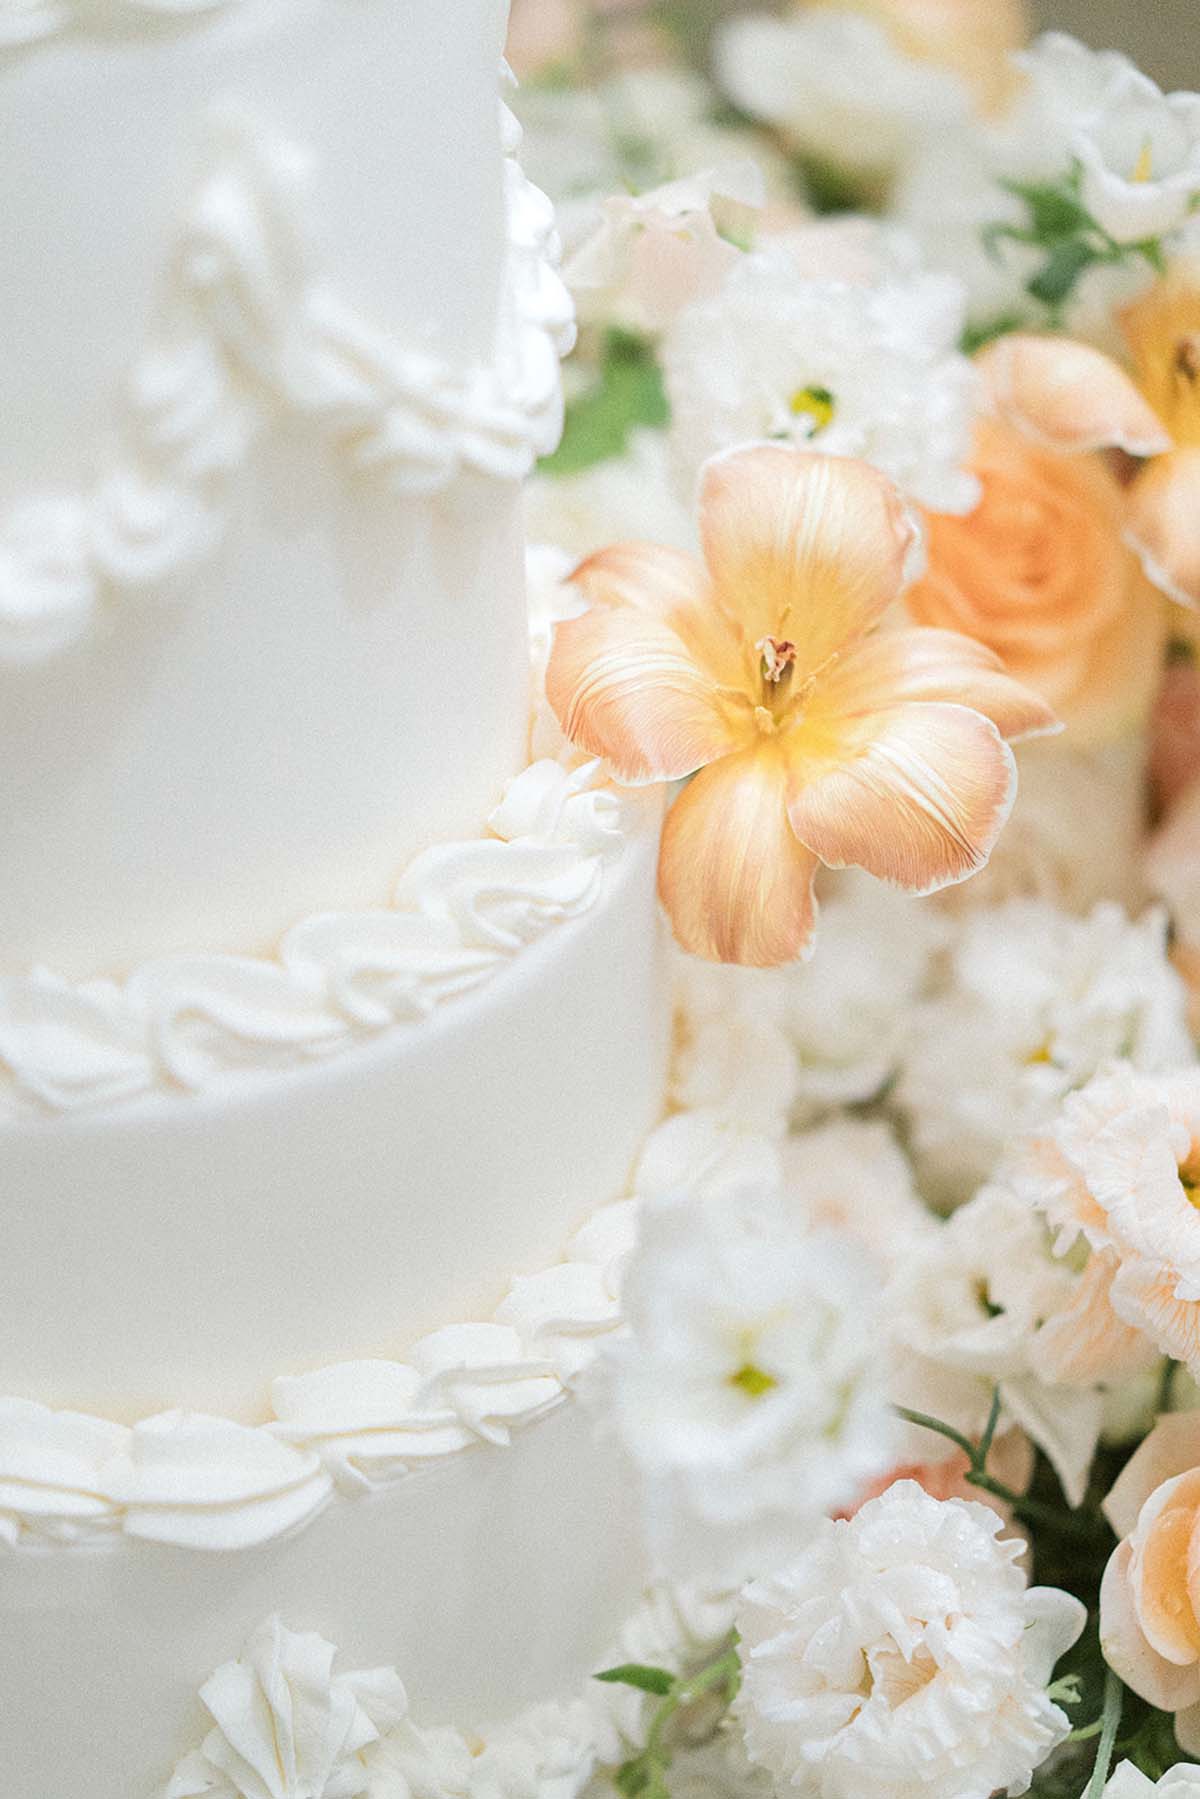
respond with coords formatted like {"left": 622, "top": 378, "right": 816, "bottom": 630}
{"left": 1002, "top": 177, "right": 1093, "bottom": 243}
{"left": 595, "top": 1663, "right": 677, "bottom": 1697}
{"left": 539, "top": 332, "right": 668, "bottom": 478}
{"left": 1027, "top": 236, "right": 1101, "bottom": 309}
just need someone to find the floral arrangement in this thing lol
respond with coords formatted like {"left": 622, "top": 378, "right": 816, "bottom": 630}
{"left": 510, "top": 1, "right": 1200, "bottom": 1794}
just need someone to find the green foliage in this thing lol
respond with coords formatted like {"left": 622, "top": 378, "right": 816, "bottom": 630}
{"left": 984, "top": 165, "right": 1168, "bottom": 326}
{"left": 596, "top": 1640, "right": 742, "bottom": 1799}
{"left": 596, "top": 1664, "right": 677, "bottom": 1697}
{"left": 539, "top": 330, "right": 669, "bottom": 478}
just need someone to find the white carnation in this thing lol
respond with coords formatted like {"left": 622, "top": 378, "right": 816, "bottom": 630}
{"left": 894, "top": 900, "right": 1195, "bottom": 1205}
{"left": 662, "top": 239, "right": 979, "bottom": 513}
{"left": 1100, "top": 1765, "right": 1200, "bottom": 1798}
{"left": 715, "top": 10, "right": 968, "bottom": 182}
{"left": 735, "top": 1482, "right": 1085, "bottom": 1799}
{"left": 366, "top": 1702, "right": 597, "bottom": 1799}
{"left": 601, "top": 1186, "right": 895, "bottom": 1581}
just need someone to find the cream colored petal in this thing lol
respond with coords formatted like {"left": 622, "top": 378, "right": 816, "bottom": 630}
{"left": 1100, "top": 1539, "right": 1200, "bottom": 1712}
{"left": 1030, "top": 1251, "right": 1158, "bottom": 1388}
{"left": 545, "top": 605, "right": 750, "bottom": 785}
{"left": 980, "top": 333, "right": 1172, "bottom": 457}
{"left": 1112, "top": 1256, "right": 1200, "bottom": 1382}
{"left": 1130, "top": 1470, "right": 1200, "bottom": 1664}
{"left": 786, "top": 700, "right": 1016, "bottom": 895}
{"left": 1127, "top": 450, "right": 1200, "bottom": 611}
{"left": 569, "top": 542, "right": 743, "bottom": 686}
{"left": 815, "top": 627, "right": 1060, "bottom": 744}
{"left": 697, "top": 446, "right": 921, "bottom": 681}
{"left": 658, "top": 745, "right": 821, "bottom": 966}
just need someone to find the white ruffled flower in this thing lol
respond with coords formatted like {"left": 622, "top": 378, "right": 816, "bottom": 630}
{"left": 779, "top": 1117, "right": 934, "bottom": 1276}
{"left": 735, "top": 1482, "right": 1086, "bottom": 1799}
{"left": 886, "top": 1184, "right": 1117, "bottom": 1506}
{"left": 662, "top": 236, "right": 979, "bottom": 513}
{"left": 523, "top": 431, "right": 693, "bottom": 567}
{"left": 715, "top": 10, "right": 969, "bottom": 182}
{"left": 894, "top": 900, "right": 1194, "bottom": 1205}
{"left": 1019, "top": 34, "right": 1200, "bottom": 246}
{"left": 602, "top": 1186, "right": 896, "bottom": 1581}
{"left": 166, "top": 1616, "right": 408, "bottom": 1799}
{"left": 1100, "top": 1766, "right": 1200, "bottom": 1798}
{"left": 365, "top": 1702, "right": 597, "bottom": 1799}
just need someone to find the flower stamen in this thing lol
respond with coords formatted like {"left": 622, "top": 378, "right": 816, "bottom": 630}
{"left": 789, "top": 384, "right": 837, "bottom": 435}
{"left": 729, "top": 1362, "right": 778, "bottom": 1400}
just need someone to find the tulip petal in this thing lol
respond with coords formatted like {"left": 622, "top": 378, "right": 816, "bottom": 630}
{"left": 545, "top": 604, "right": 750, "bottom": 785}
{"left": 697, "top": 446, "right": 921, "bottom": 680}
{"left": 816, "top": 627, "right": 1060, "bottom": 743}
{"left": 787, "top": 701, "right": 1016, "bottom": 894}
{"left": 1105, "top": 1412, "right": 1200, "bottom": 1540}
{"left": 569, "top": 542, "right": 743, "bottom": 686}
{"left": 980, "top": 333, "right": 1172, "bottom": 457}
{"left": 658, "top": 746, "right": 820, "bottom": 966}
{"left": 1127, "top": 449, "right": 1200, "bottom": 610}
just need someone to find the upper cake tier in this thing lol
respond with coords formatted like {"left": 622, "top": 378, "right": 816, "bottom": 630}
{"left": 0, "top": 0, "right": 569, "bottom": 979}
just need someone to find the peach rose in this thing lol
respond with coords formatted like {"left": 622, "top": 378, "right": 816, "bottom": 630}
{"left": 906, "top": 414, "right": 1167, "bottom": 747}
{"left": 1101, "top": 1410, "right": 1200, "bottom": 1752}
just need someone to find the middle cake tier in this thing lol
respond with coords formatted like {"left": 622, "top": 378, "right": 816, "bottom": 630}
{"left": 0, "top": 758, "right": 669, "bottom": 1423}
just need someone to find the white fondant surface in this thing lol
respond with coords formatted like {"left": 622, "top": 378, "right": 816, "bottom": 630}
{"left": 0, "top": 1400, "right": 647, "bottom": 1799}
{"left": 0, "top": 800, "right": 669, "bottom": 1420}
{"left": 0, "top": 0, "right": 545, "bottom": 978}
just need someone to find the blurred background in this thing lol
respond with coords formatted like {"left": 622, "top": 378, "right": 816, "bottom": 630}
{"left": 507, "top": 0, "right": 1200, "bottom": 88}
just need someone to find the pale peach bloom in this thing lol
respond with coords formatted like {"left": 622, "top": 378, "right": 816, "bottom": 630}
{"left": 1100, "top": 1410, "right": 1200, "bottom": 1750}
{"left": 804, "top": 0, "right": 1030, "bottom": 116}
{"left": 842, "top": 1431, "right": 1034, "bottom": 1536}
{"left": 545, "top": 445, "right": 1056, "bottom": 965}
{"left": 1014, "top": 1066, "right": 1200, "bottom": 1383}
{"left": 905, "top": 408, "right": 1168, "bottom": 747}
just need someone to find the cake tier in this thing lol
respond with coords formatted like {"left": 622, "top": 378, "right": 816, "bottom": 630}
{"left": 0, "top": 0, "right": 571, "bottom": 978}
{"left": 0, "top": 1399, "right": 647, "bottom": 1799}
{"left": 0, "top": 760, "right": 669, "bottom": 1421}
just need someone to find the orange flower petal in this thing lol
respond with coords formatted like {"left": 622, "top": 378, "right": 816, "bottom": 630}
{"left": 980, "top": 333, "right": 1172, "bottom": 457}
{"left": 658, "top": 745, "right": 820, "bottom": 966}
{"left": 697, "top": 446, "right": 921, "bottom": 680}
{"left": 787, "top": 700, "right": 1016, "bottom": 894}
{"left": 569, "top": 542, "right": 743, "bottom": 687}
{"left": 1101, "top": 1539, "right": 1200, "bottom": 1712}
{"left": 545, "top": 604, "right": 750, "bottom": 785}
{"left": 814, "top": 626, "right": 1060, "bottom": 744}
{"left": 1127, "top": 449, "right": 1200, "bottom": 611}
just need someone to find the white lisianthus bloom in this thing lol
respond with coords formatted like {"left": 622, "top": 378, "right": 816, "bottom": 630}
{"left": 715, "top": 10, "right": 969, "bottom": 183}
{"left": 1018, "top": 34, "right": 1200, "bottom": 246}
{"left": 894, "top": 901, "right": 1194, "bottom": 1205}
{"left": 662, "top": 236, "right": 979, "bottom": 514}
{"left": 1099, "top": 1765, "right": 1200, "bottom": 1797}
{"left": 523, "top": 432, "right": 694, "bottom": 568}
{"left": 887, "top": 1183, "right": 1140, "bottom": 1506}
{"left": 779, "top": 1117, "right": 934, "bottom": 1276}
{"left": 601, "top": 1187, "right": 896, "bottom": 1581}
{"left": 735, "top": 1482, "right": 1086, "bottom": 1799}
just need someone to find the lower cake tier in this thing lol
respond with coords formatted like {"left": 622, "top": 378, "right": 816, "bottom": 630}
{"left": 0, "top": 1397, "right": 647, "bottom": 1799}
{"left": 0, "top": 759, "right": 669, "bottom": 1422}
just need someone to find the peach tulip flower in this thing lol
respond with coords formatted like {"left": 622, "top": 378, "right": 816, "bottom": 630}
{"left": 905, "top": 344, "right": 1170, "bottom": 746}
{"left": 545, "top": 445, "right": 1057, "bottom": 966}
{"left": 1101, "top": 1410, "right": 1200, "bottom": 1751}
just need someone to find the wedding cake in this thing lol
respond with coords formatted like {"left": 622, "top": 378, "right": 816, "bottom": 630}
{"left": 0, "top": 3, "right": 671, "bottom": 1793}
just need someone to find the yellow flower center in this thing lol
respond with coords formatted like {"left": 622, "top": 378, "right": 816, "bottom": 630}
{"left": 1180, "top": 1149, "right": 1200, "bottom": 1206}
{"left": 1133, "top": 138, "right": 1155, "bottom": 183}
{"left": 789, "top": 385, "right": 837, "bottom": 436}
{"left": 729, "top": 1362, "right": 778, "bottom": 1400}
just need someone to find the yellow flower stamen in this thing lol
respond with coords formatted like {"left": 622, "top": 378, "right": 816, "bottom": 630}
{"left": 729, "top": 1362, "right": 778, "bottom": 1400}
{"left": 1133, "top": 139, "right": 1155, "bottom": 183}
{"left": 789, "top": 384, "right": 837, "bottom": 435}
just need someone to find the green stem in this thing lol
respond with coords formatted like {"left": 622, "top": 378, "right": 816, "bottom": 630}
{"left": 1159, "top": 1358, "right": 1179, "bottom": 1416}
{"left": 893, "top": 1406, "right": 980, "bottom": 1465}
{"left": 1084, "top": 1670, "right": 1124, "bottom": 1799}
{"left": 644, "top": 1646, "right": 741, "bottom": 1766}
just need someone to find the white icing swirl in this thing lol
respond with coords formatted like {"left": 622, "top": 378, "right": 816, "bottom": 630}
{"left": 0, "top": 759, "right": 638, "bottom": 1118}
{"left": 0, "top": 1198, "right": 638, "bottom": 1552}
{"left": 0, "top": 99, "right": 574, "bottom": 661}
{"left": 165, "top": 1615, "right": 408, "bottom": 1799}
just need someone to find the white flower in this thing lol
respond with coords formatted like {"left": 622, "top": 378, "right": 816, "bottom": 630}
{"left": 1100, "top": 1765, "right": 1200, "bottom": 1798}
{"left": 735, "top": 1482, "right": 1086, "bottom": 1799}
{"left": 365, "top": 1702, "right": 597, "bottom": 1799}
{"left": 563, "top": 164, "right": 763, "bottom": 336}
{"left": 601, "top": 1186, "right": 896, "bottom": 1581}
{"left": 670, "top": 954, "right": 799, "bottom": 1136}
{"left": 166, "top": 1616, "right": 408, "bottom": 1799}
{"left": 523, "top": 431, "right": 693, "bottom": 568}
{"left": 778, "top": 1117, "right": 934, "bottom": 1276}
{"left": 894, "top": 900, "right": 1194, "bottom": 1205}
{"left": 662, "top": 234, "right": 978, "bottom": 514}
{"left": 715, "top": 10, "right": 969, "bottom": 182}
{"left": 1019, "top": 34, "right": 1200, "bottom": 246}
{"left": 886, "top": 1184, "right": 1115, "bottom": 1505}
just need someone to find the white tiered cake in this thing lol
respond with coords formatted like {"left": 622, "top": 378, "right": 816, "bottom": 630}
{"left": 0, "top": 4, "right": 670, "bottom": 1793}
